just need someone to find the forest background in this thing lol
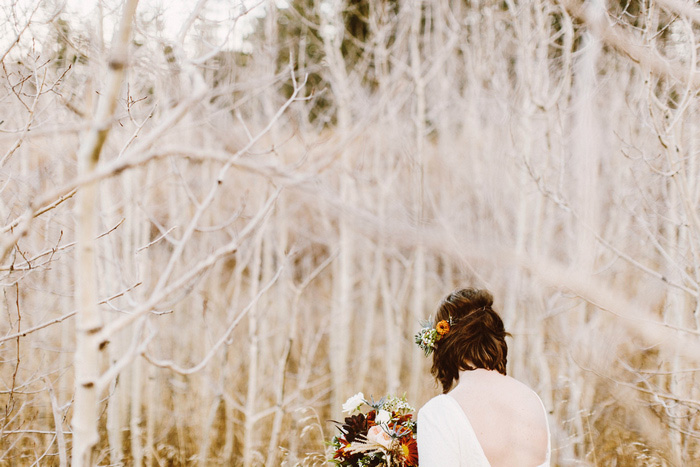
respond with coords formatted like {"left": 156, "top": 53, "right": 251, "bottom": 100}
{"left": 2, "top": 0, "right": 700, "bottom": 465}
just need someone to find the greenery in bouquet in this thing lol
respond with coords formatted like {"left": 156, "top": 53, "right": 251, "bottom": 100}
{"left": 329, "top": 393, "right": 418, "bottom": 467}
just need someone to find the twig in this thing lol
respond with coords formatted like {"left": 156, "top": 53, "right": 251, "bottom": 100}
{"left": 0, "top": 68, "right": 306, "bottom": 259}
{"left": 142, "top": 264, "right": 284, "bottom": 375}
{"left": 97, "top": 188, "right": 281, "bottom": 342}
{"left": 0, "top": 282, "right": 141, "bottom": 345}
{"left": 1, "top": 189, "right": 77, "bottom": 234}
{"left": 1, "top": 218, "right": 124, "bottom": 272}
{"left": 0, "top": 0, "right": 41, "bottom": 63}
{"left": 656, "top": 0, "right": 700, "bottom": 25}
{"left": 135, "top": 225, "right": 177, "bottom": 253}
{"left": 5, "top": 283, "right": 21, "bottom": 420}
{"left": 2, "top": 430, "right": 73, "bottom": 435}
{"left": 560, "top": 0, "right": 700, "bottom": 89}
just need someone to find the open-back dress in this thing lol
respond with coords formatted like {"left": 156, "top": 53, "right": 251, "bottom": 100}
{"left": 417, "top": 393, "right": 551, "bottom": 467}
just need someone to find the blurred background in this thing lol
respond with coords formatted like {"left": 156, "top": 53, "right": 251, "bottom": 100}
{"left": 1, "top": 0, "right": 699, "bottom": 465}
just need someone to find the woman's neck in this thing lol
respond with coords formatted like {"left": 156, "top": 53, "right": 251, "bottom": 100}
{"left": 457, "top": 367, "right": 502, "bottom": 383}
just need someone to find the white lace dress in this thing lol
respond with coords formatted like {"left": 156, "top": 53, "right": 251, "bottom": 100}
{"left": 417, "top": 394, "right": 551, "bottom": 467}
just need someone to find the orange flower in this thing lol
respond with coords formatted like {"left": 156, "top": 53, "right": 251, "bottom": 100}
{"left": 436, "top": 320, "right": 450, "bottom": 336}
{"left": 399, "top": 437, "right": 419, "bottom": 466}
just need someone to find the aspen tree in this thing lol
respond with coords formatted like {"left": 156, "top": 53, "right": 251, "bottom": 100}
{"left": 385, "top": 257, "right": 404, "bottom": 394}
{"left": 103, "top": 180, "right": 125, "bottom": 467}
{"left": 242, "top": 227, "right": 264, "bottom": 467}
{"left": 319, "top": 0, "right": 355, "bottom": 418}
{"left": 563, "top": 1, "right": 605, "bottom": 458}
{"left": 655, "top": 22, "right": 700, "bottom": 454}
{"left": 408, "top": 0, "right": 428, "bottom": 401}
{"left": 221, "top": 253, "right": 246, "bottom": 464}
{"left": 354, "top": 243, "right": 375, "bottom": 389}
{"left": 72, "top": 1, "right": 139, "bottom": 465}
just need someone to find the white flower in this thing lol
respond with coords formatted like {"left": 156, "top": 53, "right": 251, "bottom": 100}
{"left": 383, "top": 395, "right": 415, "bottom": 414}
{"left": 375, "top": 409, "right": 391, "bottom": 425}
{"left": 342, "top": 392, "right": 365, "bottom": 413}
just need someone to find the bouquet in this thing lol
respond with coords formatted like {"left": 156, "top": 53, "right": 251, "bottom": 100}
{"left": 329, "top": 392, "right": 418, "bottom": 467}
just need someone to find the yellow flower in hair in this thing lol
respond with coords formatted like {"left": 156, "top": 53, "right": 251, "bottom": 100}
{"left": 436, "top": 320, "right": 450, "bottom": 336}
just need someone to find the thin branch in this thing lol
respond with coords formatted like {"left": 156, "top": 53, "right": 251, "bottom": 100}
{"left": 96, "top": 188, "right": 281, "bottom": 342}
{"left": 561, "top": 0, "right": 700, "bottom": 89}
{"left": 0, "top": 0, "right": 41, "bottom": 63}
{"left": 135, "top": 225, "right": 177, "bottom": 253}
{"left": 1, "top": 218, "right": 124, "bottom": 272}
{"left": 0, "top": 282, "right": 141, "bottom": 345}
{"left": 656, "top": 0, "right": 700, "bottom": 25}
{"left": 142, "top": 264, "right": 284, "bottom": 375}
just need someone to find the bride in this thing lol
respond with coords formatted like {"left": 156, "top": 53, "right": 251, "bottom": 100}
{"left": 416, "top": 288, "right": 550, "bottom": 466}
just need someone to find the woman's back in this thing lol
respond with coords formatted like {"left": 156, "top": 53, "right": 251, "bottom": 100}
{"left": 415, "top": 288, "right": 550, "bottom": 466}
{"left": 448, "top": 369, "right": 549, "bottom": 467}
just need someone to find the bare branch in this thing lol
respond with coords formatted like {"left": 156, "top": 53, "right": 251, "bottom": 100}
{"left": 0, "top": 282, "right": 141, "bottom": 345}
{"left": 142, "top": 264, "right": 284, "bottom": 375}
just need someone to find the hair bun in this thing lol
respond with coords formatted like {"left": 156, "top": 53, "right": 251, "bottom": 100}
{"left": 442, "top": 288, "right": 494, "bottom": 319}
{"left": 462, "top": 288, "right": 493, "bottom": 309}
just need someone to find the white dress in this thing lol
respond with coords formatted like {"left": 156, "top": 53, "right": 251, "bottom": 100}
{"left": 417, "top": 393, "right": 551, "bottom": 467}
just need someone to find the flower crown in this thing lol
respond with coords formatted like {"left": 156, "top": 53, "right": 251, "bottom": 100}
{"left": 414, "top": 318, "right": 452, "bottom": 357}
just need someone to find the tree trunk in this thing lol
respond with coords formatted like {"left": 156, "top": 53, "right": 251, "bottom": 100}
{"left": 71, "top": 2, "right": 139, "bottom": 465}
{"left": 242, "top": 228, "right": 264, "bottom": 467}
{"left": 408, "top": 0, "right": 427, "bottom": 401}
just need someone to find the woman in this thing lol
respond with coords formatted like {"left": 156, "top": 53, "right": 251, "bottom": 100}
{"left": 416, "top": 288, "right": 550, "bottom": 466}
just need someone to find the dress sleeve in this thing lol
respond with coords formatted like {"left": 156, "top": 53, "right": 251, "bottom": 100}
{"left": 417, "top": 397, "right": 461, "bottom": 466}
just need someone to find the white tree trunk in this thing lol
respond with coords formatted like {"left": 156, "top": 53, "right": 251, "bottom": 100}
{"left": 409, "top": 0, "right": 427, "bottom": 401}
{"left": 71, "top": 2, "right": 139, "bottom": 465}
{"left": 242, "top": 228, "right": 264, "bottom": 467}
{"left": 320, "top": 0, "right": 354, "bottom": 417}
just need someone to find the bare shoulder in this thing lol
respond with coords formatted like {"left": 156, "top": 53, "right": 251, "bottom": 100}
{"left": 502, "top": 375, "right": 545, "bottom": 410}
{"left": 498, "top": 374, "right": 546, "bottom": 422}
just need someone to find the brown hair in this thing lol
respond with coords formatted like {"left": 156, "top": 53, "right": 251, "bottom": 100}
{"left": 430, "top": 288, "right": 511, "bottom": 393}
